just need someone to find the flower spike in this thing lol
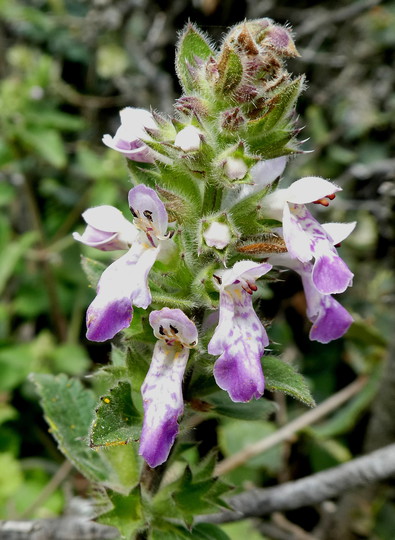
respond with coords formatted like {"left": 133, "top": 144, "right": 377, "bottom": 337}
{"left": 208, "top": 261, "right": 272, "bottom": 402}
{"left": 139, "top": 308, "right": 198, "bottom": 468}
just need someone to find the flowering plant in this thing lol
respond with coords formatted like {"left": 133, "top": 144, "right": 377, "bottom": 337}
{"left": 33, "top": 19, "right": 355, "bottom": 539}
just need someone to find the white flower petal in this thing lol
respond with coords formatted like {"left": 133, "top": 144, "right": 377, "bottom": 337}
{"left": 322, "top": 222, "right": 357, "bottom": 245}
{"left": 286, "top": 177, "right": 341, "bottom": 204}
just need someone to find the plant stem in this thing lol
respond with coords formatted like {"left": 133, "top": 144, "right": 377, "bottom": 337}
{"left": 201, "top": 183, "right": 223, "bottom": 215}
{"left": 139, "top": 462, "right": 167, "bottom": 496}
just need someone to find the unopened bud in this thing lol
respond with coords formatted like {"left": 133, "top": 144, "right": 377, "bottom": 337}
{"left": 233, "top": 84, "right": 258, "bottom": 103}
{"left": 174, "top": 125, "right": 202, "bottom": 151}
{"left": 221, "top": 107, "right": 246, "bottom": 131}
{"left": 203, "top": 222, "right": 232, "bottom": 250}
{"left": 175, "top": 96, "right": 209, "bottom": 117}
{"left": 224, "top": 157, "right": 248, "bottom": 180}
{"left": 206, "top": 56, "right": 219, "bottom": 83}
{"left": 234, "top": 25, "right": 260, "bottom": 56}
{"left": 264, "top": 26, "right": 299, "bottom": 57}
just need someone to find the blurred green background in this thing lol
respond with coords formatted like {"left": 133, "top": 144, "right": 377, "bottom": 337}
{"left": 0, "top": 0, "right": 394, "bottom": 538}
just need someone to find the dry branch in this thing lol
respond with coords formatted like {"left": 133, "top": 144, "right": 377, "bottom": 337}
{"left": 0, "top": 518, "right": 118, "bottom": 540}
{"left": 200, "top": 443, "right": 395, "bottom": 524}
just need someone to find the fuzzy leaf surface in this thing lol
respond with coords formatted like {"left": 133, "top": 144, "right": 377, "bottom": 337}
{"left": 30, "top": 373, "right": 114, "bottom": 483}
{"left": 246, "top": 128, "right": 297, "bottom": 159}
{"left": 98, "top": 487, "right": 144, "bottom": 539}
{"left": 263, "top": 355, "right": 316, "bottom": 407}
{"left": 153, "top": 460, "right": 231, "bottom": 527}
{"left": 90, "top": 381, "right": 141, "bottom": 448}
{"left": 176, "top": 23, "right": 215, "bottom": 93}
{"left": 230, "top": 186, "right": 274, "bottom": 235}
{"left": 215, "top": 46, "right": 243, "bottom": 95}
{"left": 244, "top": 76, "right": 304, "bottom": 136}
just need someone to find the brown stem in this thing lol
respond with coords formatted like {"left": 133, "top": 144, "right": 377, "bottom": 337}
{"left": 139, "top": 462, "right": 167, "bottom": 496}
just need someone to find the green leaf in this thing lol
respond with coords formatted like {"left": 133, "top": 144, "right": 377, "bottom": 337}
{"left": 219, "top": 419, "right": 282, "bottom": 472}
{"left": 186, "top": 362, "right": 219, "bottom": 399}
{"left": 151, "top": 292, "right": 196, "bottom": 310}
{"left": 192, "top": 523, "right": 231, "bottom": 540}
{"left": 52, "top": 343, "right": 91, "bottom": 375}
{"left": 263, "top": 355, "right": 316, "bottom": 407}
{"left": 215, "top": 46, "right": 243, "bottom": 95}
{"left": 0, "top": 344, "right": 35, "bottom": 392}
{"left": 19, "top": 128, "right": 67, "bottom": 168}
{"left": 145, "top": 165, "right": 203, "bottom": 221}
{"left": 0, "top": 403, "right": 18, "bottom": 425}
{"left": 125, "top": 346, "right": 150, "bottom": 394}
{"left": 103, "top": 444, "right": 141, "bottom": 492}
{"left": 0, "top": 232, "right": 37, "bottom": 294}
{"left": 90, "top": 381, "right": 141, "bottom": 448}
{"left": 127, "top": 161, "right": 157, "bottom": 187}
{"left": 175, "top": 23, "right": 215, "bottom": 93}
{"left": 308, "top": 438, "right": 352, "bottom": 472}
{"left": 207, "top": 392, "right": 277, "bottom": 420}
{"left": 153, "top": 459, "right": 231, "bottom": 527}
{"left": 26, "top": 109, "right": 85, "bottom": 132}
{"left": 151, "top": 522, "right": 231, "bottom": 540}
{"left": 98, "top": 487, "right": 144, "bottom": 539}
{"left": 230, "top": 185, "right": 276, "bottom": 235}
{"left": 246, "top": 127, "right": 297, "bottom": 159}
{"left": 80, "top": 256, "right": 106, "bottom": 288}
{"left": 30, "top": 373, "right": 114, "bottom": 484}
{"left": 221, "top": 519, "right": 267, "bottom": 540}
{"left": 0, "top": 453, "right": 23, "bottom": 503}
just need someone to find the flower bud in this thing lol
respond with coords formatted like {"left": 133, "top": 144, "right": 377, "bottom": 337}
{"left": 224, "top": 157, "right": 248, "bottom": 180}
{"left": 174, "top": 96, "right": 209, "bottom": 117}
{"left": 174, "top": 125, "right": 202, "bottom": 151}
{"left": 203, "top": 222, "right": 232, "bottom": 250}
{"left": 221, "top": 107, "right": 246, "bottom": 131}
{"left": 233, "top": 85, "right": 258, "bottom": 103}
{"left": 205, "top": 56, "right": 220, "bottom": 83}
{"left": 263, "top": 26, "right": 299, "bottom": 57}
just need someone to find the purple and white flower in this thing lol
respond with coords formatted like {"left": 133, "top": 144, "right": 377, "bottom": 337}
{"left": 268, "top": 222, "right": 356, "bottom": 343}
{"left": 139, "top": 308, "right": 198, "bottom": 468}
{"left": 72, "top": 205, "right": 138, "bottom": 251}
{"left": 80, "top": 185, "right": 173, "bottom": 342}
{"left": 208, "top": 261, "right": 272, "bottom": 402}
{"left": 102, "top": 107, "right": 158, "bottom": 163}
{"left": 262, "top": 176, "right": 354, "bottom": 295}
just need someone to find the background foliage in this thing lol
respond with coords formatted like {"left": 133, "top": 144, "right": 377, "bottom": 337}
{"left": 1, "top": 0, "right": 394, "bottom": 538}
